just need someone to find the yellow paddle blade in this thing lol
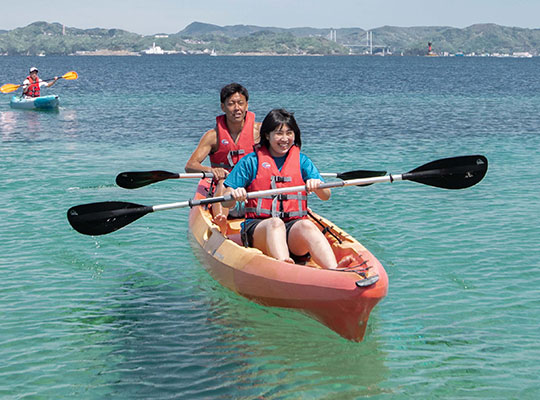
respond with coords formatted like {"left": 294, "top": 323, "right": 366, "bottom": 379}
{"left": 0, "top": 83, "right": 21, "bottom": 94}
{"left": 62, "top": 71, "right": 78, "bottom": 80}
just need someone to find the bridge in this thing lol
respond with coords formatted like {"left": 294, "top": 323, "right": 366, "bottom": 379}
{"left": 328, "top": 30, "right": 390, "bottom": 55}
{"left": 343, "top": 43, "right": 391, "bottom": 55}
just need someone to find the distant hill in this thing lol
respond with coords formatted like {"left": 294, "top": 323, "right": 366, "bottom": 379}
{"left": 179, "top": 21, "right": 335, "bottom": 38}
{"left": 0, "top": 21, "right": 345, "bottom": 56}
{"left": 179, "top": 21, "right": 540, "bottom": 55}
{"left": 0, "top": 21, "right": 144, "bottom": 55}
{"left": 1, "top": 21, "right": 539, "bottom": 56}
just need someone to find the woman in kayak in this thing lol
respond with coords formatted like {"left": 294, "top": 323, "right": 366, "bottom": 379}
{"left": 223, "top": 108, "right": 354, "bottom": 269}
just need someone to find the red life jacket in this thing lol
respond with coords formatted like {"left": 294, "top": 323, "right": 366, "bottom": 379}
{"left": 25, "top": 76, "right": 41, "bottom": 97}
{"left": 245, "top": 145, "right": 308, "bottom": 222}
{"left": 210, "top": 111, "right": 256, "bottom": 171}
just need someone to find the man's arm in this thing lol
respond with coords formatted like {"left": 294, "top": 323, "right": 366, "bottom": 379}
{"left": 185, "top": 129, "right": 218, "bottom": 173}
{"left": 253, "top": 121, "right": 261, "bottom": 144}
{"left": 185, "top": 129, "right": 229, "bottom": 181}
{"left": 45, "top": 77, "right": 59, "bottom": 88}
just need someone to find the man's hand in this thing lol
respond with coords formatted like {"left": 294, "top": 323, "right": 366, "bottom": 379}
{"left": 210, "top": 167, "right": 229, "bottom": 181}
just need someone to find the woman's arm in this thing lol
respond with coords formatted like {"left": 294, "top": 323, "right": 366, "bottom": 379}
{"left": 221, "top": 154, "right": 257, "bottom": 207}
{"left": 300, "top": 153, "right": 330, "bottom": 201}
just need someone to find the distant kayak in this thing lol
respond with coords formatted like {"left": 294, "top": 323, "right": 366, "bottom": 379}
{"left": 10, "top": 95, "right": 59, "bottom": 110}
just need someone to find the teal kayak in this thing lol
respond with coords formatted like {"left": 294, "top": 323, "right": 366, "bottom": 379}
{"left": 10, "top": 95, "right": 59, "bottom": 110}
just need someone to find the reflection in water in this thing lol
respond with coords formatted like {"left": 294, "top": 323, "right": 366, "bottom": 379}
{"left": 0, "top": 111, "right": 17, "bottom": 138}
{"left": 0, "top": 109, "right": 43, "bottom": 137}
{"left": 59, "top": 109, "right": 79, "bottom": 135}
{"left": 25, "top": 110, "right": 43, "bottom": 132}
{"left": 0, "top": 107, "right": 79, "bottom": 140}
{"left": 79, "top": 260, "right": 390, "bottom": 399}
{"left": 49, "top": 256, "right": 388, "bottom": 399}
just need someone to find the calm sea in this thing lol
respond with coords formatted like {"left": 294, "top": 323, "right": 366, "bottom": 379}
{"left": 1, "top": 55, "right": 539, "bottom": 399}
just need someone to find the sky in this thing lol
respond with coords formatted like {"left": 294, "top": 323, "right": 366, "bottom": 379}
{"left": 2, "top": 0, "right": 539, "bottom": 35}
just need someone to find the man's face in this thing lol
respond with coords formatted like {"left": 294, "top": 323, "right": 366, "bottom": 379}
{"left": 221, "top": 92, "right": 248, "bottom": 124}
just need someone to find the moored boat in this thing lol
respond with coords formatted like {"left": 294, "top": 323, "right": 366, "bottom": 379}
{"left": 188, "top": 178, "right": 388, "bottom": 341}
{"left": 10, "top": 95, "right": 59, "bottom": 110}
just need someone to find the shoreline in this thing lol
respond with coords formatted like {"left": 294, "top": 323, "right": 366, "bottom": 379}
{"left": 2, "top": 51, "right": 536, "bottom": 58}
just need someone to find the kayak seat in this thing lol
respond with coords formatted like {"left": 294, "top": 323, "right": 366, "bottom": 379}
{"left": 227, "top": 233, "right": 243, "bottom": 246}
{"left": 224, "top": 219, "right": 243, "bottom": 245}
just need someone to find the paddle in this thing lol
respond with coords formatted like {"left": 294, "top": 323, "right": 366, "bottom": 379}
{"left": 68, "top": 155, "right": 487, "bottom": 236}
{"left": 0, "top": 71, "right": 78, "bottom": 94}
{"left": 115, "top": 169, "right": 387, "bottom": 189}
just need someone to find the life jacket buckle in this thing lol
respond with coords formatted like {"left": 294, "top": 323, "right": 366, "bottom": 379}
{"left": 273, "top": 176, "right": 291, "bottom": 183}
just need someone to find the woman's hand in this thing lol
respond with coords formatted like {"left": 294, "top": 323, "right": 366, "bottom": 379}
{"left": 305, "top": 179, "right": 322, "bottom": 193}
{"left": 229, "top": 187, "right": 248, "bottom": 202}
{"left": 306, "top": 179, "right": 331, "bottom": 201}
{"left": 222, "top": 187, "right": 247, "bottom": 208}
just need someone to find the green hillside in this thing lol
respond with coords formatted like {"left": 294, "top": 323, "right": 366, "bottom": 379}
{"left": 0, "top": 21, "right": 538, "bottom": 56}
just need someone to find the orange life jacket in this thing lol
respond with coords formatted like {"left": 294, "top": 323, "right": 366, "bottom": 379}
{"left": 245, "top": 145, "right": 308, "bottom": 222}
{"left": 210, "top": 111, "right": 256, "bottom": 171}
{"left": 25, "top": 76, "right": 41, "bottom": 97}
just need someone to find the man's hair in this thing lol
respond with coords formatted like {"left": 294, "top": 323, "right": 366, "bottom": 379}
{"left": 259, "top": 109, "right": 302, "bottom": 149}
{"left": 220, "top": 83, "right": 249, "bottom": 104}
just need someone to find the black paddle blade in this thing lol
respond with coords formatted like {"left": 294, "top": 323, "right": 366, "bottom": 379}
{"left": 336, "top": 169, "right": 387, "bottom": 180}
{"left": 336, "top": 169, "right": 387, "bottom": 186}
{"left": 403, "top": 155, "right": 488, "bottom": 189}
{"left": 116, "top": 170, "right": 179, "bottom": 189}
{"left": 67, "top": 201, "right": 153, "bottom": 235}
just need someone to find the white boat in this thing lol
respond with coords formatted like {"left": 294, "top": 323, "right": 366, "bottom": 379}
{"left": 142, "top": 43, "right": 165, "bottom": 55}
{"left": 210, "top": 49, "right": 217, "bottom": 57}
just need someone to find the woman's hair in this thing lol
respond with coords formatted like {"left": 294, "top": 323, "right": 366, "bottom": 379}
{"left": 220, "top": 83, "right": 249, "bottom": 104}
{"left": 259, "top": 109, "right": 302, "bottom": 149}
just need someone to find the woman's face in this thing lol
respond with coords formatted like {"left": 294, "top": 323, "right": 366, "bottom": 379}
{"left": 266, "top": 124, "right": 295, "bottom": 157}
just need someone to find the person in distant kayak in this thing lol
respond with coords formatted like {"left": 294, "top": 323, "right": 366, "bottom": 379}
{"left": 185, "top": 83, "right": 261, "bottom": 234}
{"left": 22, "top": 67, "right": 58, "bottom": 98}
{"left": 222, "top": 108, "right": 355, "bottom": 269}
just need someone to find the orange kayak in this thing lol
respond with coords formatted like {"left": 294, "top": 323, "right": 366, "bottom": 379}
{"left": 188, "top": 179, "right": 388, "bottom": 341}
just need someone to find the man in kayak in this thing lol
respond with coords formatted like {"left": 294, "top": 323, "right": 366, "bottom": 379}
{"left": 185, "top": 83, "right": 261, "bottom": 234}
{"left": 222, "top": 108, "right": 354, "bottom": 269}
{"left": 22, "top": 67, "right": 59, "bottom": 98}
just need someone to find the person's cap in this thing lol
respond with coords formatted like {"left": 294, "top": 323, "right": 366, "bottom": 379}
{"left": 29, "top": 67, "right": 38, "bottom": 73}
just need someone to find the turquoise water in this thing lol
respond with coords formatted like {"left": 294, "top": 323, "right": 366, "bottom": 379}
{"left": 1, "top": 55, "right": 539, "bottom": 399}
